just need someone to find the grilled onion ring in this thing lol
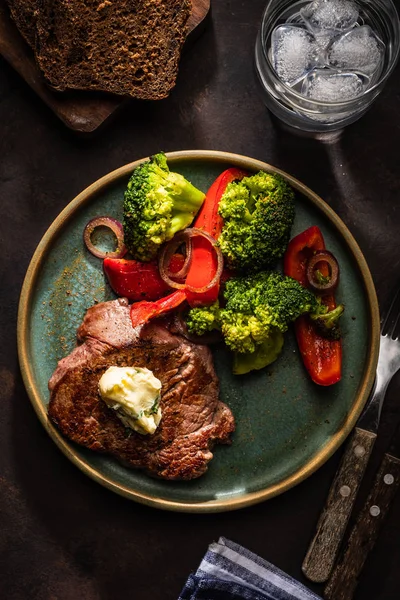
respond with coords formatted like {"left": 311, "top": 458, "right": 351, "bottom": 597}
{"left": 306, "top": 250, "right": 340, "bottom": 295}
{"left": 158, "top": 231, "right": 193, "bottom": 289}
{"left": 83, "top": 217, "right": 127, "bottom": 259}
{"left": 158, "top": 228, "right": 224, "bottom": 293}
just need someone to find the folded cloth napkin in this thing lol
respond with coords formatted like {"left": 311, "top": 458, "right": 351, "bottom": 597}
{"left": 179, "top": 537, "right": 322, "bottom": 600}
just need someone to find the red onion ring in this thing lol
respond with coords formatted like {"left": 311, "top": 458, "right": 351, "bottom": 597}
{"left": 171, "top": 246, "right": 193, "bottom": 280}
{"left": 306, "top": 250, "right": 340, "bottom": 295}
{"left": 185, "top": 229, "right": 224, "bottom": 293}
{"left": 83, "top": 217, "right": 127, "bottom": 260}
{"left": 158, "top": 228, "right": 224, "bottom": 294}
{"left": 158, "top": 231, "right": 193, "bottom": 289}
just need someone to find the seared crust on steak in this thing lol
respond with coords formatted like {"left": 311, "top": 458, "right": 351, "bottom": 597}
{"left": 48, "top": 299, "right": 235, "bottom": 480}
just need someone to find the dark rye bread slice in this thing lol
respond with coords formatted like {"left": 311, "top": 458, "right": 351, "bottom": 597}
{"left": 6, "top": 0, "right": 38, "bottom": 46}
{"left": 7, "top": 0, "right": 192, "bottom": 100}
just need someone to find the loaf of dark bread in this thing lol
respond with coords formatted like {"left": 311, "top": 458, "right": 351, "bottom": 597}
{"left": 7, "top": 0, "right": 192, "bottom": 100}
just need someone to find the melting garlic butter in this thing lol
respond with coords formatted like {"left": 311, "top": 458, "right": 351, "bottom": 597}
{"left": 98, "top": 366, "right": 162, "bottom": 435}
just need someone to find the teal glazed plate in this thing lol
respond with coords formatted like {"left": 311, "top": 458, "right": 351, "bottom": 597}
{"left": 18, "top": 151, "right": 380, "bottom": 512}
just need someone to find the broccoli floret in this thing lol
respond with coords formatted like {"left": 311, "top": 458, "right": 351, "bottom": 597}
{"left": 186, "top": 271, "right": 344, "bottom": 374}
{"left": 220, "top": 312, "right": 268, "bottom": 353}
{"left": 186, "top": 302, "right": 221, "bottom": 336}
{"left": 186, "top": 271, "right": 321, "bottom": 354}
{"left": 310, "top": 304, "right": 345, "bottom": 340}
{"left": 233, "top": 330, "right": 284, "bottom": 375}
{"left": 123, "top": 153, "right": 205, "bottom": 261}
{"left": 217, "top": 171, "right": 295, "bottom": 272}
{"left": 219, "top": 272, "right": 321, "bottom": 353}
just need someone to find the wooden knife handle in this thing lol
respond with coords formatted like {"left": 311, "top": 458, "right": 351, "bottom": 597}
{"left": 324, "top": 453, "right": 400, "bottom": 600}
{"left": 302, "top": 427, "right": 376, "bottom": 583}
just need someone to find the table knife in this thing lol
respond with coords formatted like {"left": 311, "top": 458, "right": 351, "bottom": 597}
{"left": 324, "top": 421, "right": 400, "bottom": 600}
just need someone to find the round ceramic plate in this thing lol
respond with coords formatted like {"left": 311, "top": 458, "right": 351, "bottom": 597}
{"left": 18, "top": 150, "right": 379, "bottom": 512}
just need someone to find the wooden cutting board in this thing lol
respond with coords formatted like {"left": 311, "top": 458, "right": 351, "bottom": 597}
{"left": 0, "top": 0, "right": 211, "bottom": 133}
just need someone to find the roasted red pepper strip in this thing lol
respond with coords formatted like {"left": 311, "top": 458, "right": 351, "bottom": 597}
{"left": 185, "top": 167, "right": 247, "bottom": 307}
{"left": 184, "top": 235, "right": 220, "bottom": 307}
{"left": 130, "top": 290, "right": 187, "bottom": 328}
{"left": 104, "top": 254, "right": 184, "bottom": 301}
{"left": 284, "top": 226, "right": 342, "bottom": 386}
{"left": 194, "top": 167, "right": 248, "bottom": 238}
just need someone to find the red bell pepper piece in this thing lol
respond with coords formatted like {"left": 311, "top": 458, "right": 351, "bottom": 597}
{"left": 284, "top": 226, "right": 342, "bottom": 386}
{"left": 129, "top": 168, "right": 247, "bottom": 325}
{"left": 185, "top": 167, "right": 248, "bottom": 307}
{"left": 103, "top": 254, "right": 184, "bottom": 302}
{"left": 194, "top": 167, "right": 248, "bottom": 238}
{"left": 130, "top": 290, "right": 187, "bottom": 328}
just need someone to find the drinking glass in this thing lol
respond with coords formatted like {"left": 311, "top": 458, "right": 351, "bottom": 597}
{"left": 255, "top": 0, "right": 400, "bottom": 133}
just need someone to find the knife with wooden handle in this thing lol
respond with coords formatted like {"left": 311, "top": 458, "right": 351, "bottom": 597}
{"left": 302, "top": 426, "right": 376, "bottom": 583}
{"left": 324, "top": 426, "right": 400, "bottom": 600}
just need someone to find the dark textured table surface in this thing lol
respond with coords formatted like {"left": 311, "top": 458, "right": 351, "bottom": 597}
{"left": 1, "top": 2, "right": 400, "bottom": 599}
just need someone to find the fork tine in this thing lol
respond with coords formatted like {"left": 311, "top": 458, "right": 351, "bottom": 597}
{"left": 381, "top": 282, "right": 400, "bottom": 339}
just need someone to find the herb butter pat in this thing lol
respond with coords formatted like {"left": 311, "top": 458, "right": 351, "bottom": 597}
{"left": 98, "top": 366, "right": 162, "bottom": 435}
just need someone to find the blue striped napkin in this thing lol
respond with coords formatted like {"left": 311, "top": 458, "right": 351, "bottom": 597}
{"left": 179, "top": 537, "right": 322, "bottom": 600}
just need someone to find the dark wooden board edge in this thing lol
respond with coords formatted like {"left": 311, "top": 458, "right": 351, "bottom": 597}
{"left": 0, "top": 0, "right": 211, "bottom": 133}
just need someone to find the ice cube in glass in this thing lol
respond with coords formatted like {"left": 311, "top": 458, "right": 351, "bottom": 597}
{"left": 271, "top": 25, "right": 321, "bottom": 85}
{"left": 301, "top": 0, "right": 359, "bottom": 35}
{"left": 328, "top": 25, "right": 386, "bottom": 78}
{"left": 301, "top": 69, "right": 367, "bottom": 101}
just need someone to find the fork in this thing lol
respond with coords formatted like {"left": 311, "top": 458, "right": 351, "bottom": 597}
{"left": 302, "top": 282, "right": 400, "bottom": 584}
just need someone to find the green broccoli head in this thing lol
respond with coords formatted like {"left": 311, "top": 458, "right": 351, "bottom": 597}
{"left": 222, "top": 271, "right": 320, "bottom": 330}
{"left": 185, "top": 301, "right": 221, "bottom": 336}
{"left": 217, "top": 171, "right": 295, "bottom": 272}
{"left": 185, "top": 270, "right": 344, "bottom": 374}
{"left": 220, "top": 271, "right": 320, "bottom": 352}
{"left": 123, "top": 153, "right": 205, "bottom": 261}
{"left": 186, "top": 271, "right": 320, "bottom": 355}
{"left": 233, "top": 330, "right": 284, "bottom": 375}
{"left": 310, "top": 304, "right": 345, "bottom": 340}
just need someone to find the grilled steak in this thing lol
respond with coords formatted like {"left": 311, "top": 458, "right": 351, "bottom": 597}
{"left": 48, "top": 298, "right": 235, "bottom": 480}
